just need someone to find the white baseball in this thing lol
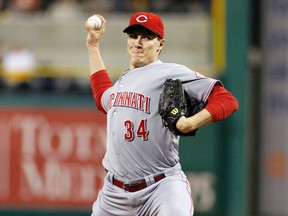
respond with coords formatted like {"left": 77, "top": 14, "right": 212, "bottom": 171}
{"left": 87, "top": 15, "right": 102, "bottom": 30}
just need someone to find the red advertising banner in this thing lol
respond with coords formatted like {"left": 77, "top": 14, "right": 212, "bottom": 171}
{"left": 0, "top": 108, "right": 107, "bottom": 208}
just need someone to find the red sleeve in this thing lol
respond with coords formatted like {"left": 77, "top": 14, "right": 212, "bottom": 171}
{"left": 90, "top": 70, "right": 113, "bottom": 114}
{"left": 205, "top": 85, "right": 239, "bottom": 122}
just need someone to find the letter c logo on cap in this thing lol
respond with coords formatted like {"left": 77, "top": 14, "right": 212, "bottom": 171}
{"left": 136, "top": 15, "right": 148, "bottom": 23}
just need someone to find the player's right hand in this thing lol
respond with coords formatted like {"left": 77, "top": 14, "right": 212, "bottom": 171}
{"left": 85, "top": 15, "right": 106, "bottom": 49}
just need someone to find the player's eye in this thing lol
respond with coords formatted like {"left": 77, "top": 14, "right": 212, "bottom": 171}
{"left": 143, "top": 35, "right": 151, "bottom": 40}
{"left": 128, "top": 34, "right": 138, "bottom": 39}
{"left": 143, "top": 35, "right": 157, "bottom": 40}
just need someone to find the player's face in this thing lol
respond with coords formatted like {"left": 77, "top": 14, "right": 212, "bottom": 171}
{"left": 127, "top": 28, "right": 165, "bottom": 69}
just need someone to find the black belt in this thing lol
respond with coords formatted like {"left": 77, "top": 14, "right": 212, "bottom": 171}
{"left": 112, "top": 173, "right": 166, "bottom": 192}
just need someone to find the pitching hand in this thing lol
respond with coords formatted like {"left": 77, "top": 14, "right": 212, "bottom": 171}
{"left": 85, "top": 15, "right": 106, "bottom": 49}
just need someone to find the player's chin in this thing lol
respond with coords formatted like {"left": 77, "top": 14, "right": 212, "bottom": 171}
{"left": 131, "top": 58, "right": 146, "bottom": 68}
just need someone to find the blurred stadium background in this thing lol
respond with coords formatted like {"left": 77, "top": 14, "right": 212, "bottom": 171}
{"left": 0, "top": 0, "right": 287, "bottom": 216}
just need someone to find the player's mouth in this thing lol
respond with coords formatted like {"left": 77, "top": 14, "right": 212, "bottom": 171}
{"left": 133, "top": 52, "right": 144, "bottom": 58}
{"left": 133, "top": 49, "right": 143, "bottom": 54}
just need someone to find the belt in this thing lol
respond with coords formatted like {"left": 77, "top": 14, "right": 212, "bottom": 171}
{"left": 112, "top": 173, "right": 166, "bottom": 192}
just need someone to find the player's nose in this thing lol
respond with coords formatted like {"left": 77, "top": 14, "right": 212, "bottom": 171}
{"left": 134, "top": 36, "right": 143, "bottom": 45}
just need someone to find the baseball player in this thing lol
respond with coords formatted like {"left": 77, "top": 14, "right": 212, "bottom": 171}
{"left": 85, "top": 12, "right": 238, "bottom": 216}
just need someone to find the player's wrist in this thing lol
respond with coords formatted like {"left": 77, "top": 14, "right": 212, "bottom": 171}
{"left": 87, "top": 43, "right": 101, "bottom": 50}
{"left": 176, "top": 116, "right": 195, "bottom": 133}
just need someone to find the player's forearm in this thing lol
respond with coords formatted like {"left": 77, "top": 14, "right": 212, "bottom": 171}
{"left": 85, "top": 16, "right": 106, "bottom": 75}
{"left": 88, "top": 47, "right": 106, "bottom": 75}
{"left": 176, "top": 109, "right": 213, "bottom": 133}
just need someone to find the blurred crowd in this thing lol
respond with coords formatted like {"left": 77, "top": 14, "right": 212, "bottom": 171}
{"left": 0, "top": 0, "right": 211, "bottom": 14}
{"left": 0, "top": 42, "right": 90, "bottom": 94}
{"left": 0, "top": 0, "right": 211, "bottom": 94}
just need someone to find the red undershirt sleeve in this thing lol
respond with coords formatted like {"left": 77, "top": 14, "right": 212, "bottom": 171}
{"left": 90, "top": 70, "right": 113, "bottom": 114}
{"left": 205, "top": 85, "right": 239, "bottom": 122}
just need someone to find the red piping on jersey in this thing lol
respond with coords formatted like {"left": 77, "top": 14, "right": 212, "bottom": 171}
{"left": 202, "top": 80, "right": 218, "bottom": 102}
{"left": 90, "top": 70, "right": 113, "bottom": 114}
{"left": 205, "top": 85, "right": 239, "bottom": 122}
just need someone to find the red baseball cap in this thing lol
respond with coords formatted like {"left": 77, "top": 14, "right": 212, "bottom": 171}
{"left": 123, "top": 12, "right": 164, "bottom": 38}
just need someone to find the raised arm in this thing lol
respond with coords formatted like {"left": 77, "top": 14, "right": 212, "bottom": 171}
{"left": 85, "top": 15, "right": 113, "bottom": 113}
{"left": 85, "top": 15, "right": 106, "bottom": 75}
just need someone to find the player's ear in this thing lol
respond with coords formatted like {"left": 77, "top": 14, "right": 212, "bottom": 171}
{"left": 157, "top": 38, "right": 165, "bottom": 52}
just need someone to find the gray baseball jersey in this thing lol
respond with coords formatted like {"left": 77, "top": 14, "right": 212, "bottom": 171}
{"left": 100, "top": 60, "right": 220, "bottom": 181}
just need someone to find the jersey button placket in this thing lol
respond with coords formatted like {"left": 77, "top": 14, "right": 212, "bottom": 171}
{"left": 112, "top": 111, "right": 116, "bottom": 136}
